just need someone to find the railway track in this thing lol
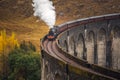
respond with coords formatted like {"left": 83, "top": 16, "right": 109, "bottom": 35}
{"left": 42, "top": 38, "right": 119, "bottom": 80}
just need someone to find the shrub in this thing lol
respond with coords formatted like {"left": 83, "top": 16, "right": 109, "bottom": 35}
{"left": 8, "top": 41, "right": 40, "bottom": 80}
{"left": 0, "top": 30, "right": 19, "bottom": 80}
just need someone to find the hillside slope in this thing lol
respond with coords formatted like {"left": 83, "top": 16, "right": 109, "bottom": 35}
{"left": 0, "top": 0, "right": 120, "bottom": 50}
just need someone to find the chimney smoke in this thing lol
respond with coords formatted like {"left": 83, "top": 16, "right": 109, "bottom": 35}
{"left": 32, "top": 0, "right": 56, "bottom": 28}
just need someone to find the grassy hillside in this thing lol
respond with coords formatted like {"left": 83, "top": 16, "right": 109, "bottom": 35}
{"left": 55, "top": 0, "right": 120, "bottom": 20}
{"left": 0, "top": 0, "right": 120, "bottom": 51}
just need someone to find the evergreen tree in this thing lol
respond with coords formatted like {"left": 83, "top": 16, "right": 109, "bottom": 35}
{"left": 8, "top": 42, "right": 41, "bottom": 80}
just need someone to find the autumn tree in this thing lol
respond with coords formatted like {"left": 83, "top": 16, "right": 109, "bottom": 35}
{"left": 0, "top": 30, "right": 19, "bottom": 80}
{"left": 0, "top": 30, "right": 40, "bottom": 80}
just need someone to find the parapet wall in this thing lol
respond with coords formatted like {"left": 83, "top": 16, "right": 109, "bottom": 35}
{"left": 57, "top": 13, "right": 120, "bottom": 70}
{"left": 41, "top": 13, "right": 120, "bottom": 80}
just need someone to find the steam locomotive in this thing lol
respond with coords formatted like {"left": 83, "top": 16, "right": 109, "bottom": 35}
{"left": 47, "top": 24, "right": 68, "bottom": 40}
{"left": 47, "top": 26, "right": 58, "bottom": 40}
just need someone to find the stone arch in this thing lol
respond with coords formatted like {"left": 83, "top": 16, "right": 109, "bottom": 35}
{"left": 54, "top": 73, "right": 62, "bottom": 80}
{"left": 111, "top": 26, "right": 120, "bottom": 70}
{"left": 64, "top": 40, "right": 68, "bottom": 52}
{"left": 76, "top": 33, "right": 86, "bottom": 59}
{"left": 68, "top": 36, "right": 75, "bottom": 55}
{"left": 44, "top": 65, "right": 49, "bottom": 80}
{"left": 97, "top": 28, "right": 106, "bottom": 67}
{"left": 86, "top": 31, "right": 95, "bottom": 64}
{"left": 112, "top": 26, "right": 120, "bottom": 38}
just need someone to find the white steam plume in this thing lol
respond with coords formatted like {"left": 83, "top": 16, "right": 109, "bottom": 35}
{"left": 32, "top": 0, "right": 56, "bottom": 28}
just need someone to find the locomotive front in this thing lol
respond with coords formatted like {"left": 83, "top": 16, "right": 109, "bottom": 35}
{"left": 47, "top": 26, "right": 58, "bottom": 40}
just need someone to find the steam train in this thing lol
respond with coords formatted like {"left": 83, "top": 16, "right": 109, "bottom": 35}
{"left": 47, "top": 26, "right": 58, "bottom": 40}
{"left": 47, "top": 25, "right": 68, "bottom": 40}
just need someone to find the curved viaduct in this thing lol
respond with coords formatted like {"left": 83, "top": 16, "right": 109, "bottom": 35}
{"left": 41, "top": 13, "right": 120, "bottom": 80}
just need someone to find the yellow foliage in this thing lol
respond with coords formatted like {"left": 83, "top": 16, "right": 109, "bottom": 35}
{"left": 0, "top": 30, "right": 19, "bottom": 53}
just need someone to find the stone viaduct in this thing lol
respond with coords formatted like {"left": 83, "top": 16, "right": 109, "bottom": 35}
{"left": 41, "top": 13, "right": 120, "bottom": 80}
